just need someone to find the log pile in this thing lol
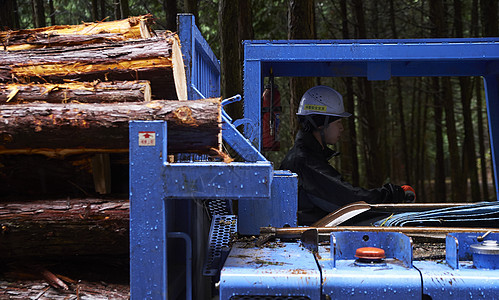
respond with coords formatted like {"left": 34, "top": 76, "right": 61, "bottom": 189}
{"left": 0, "top": 14, "right": 222, "bottom": 276}
{"left": 0, "top": 14, "right": 187, "bottom": 100}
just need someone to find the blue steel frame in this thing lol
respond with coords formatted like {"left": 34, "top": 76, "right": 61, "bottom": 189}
{"left": 130, "top": 121, "right": 168, "bottom": 299}
{"left": 130, "top": 121, "right": 280, "bottom": 299}
{"left": 130, "top": 15, "right": 297, "bottom": 299}
{"left": 243, "top": 38, "right": 499, "bottom": 197}
{"left": 413, "top": 232, "right": 499, "bottom": 299}
{"left": 319, "top": 231, "right": 422, "bottom": 299}
{"left": 178, "top": 14, "right": 220, "bottom": 100}
{"left": 220, "top": 242, "right": 321, "bottom": 299}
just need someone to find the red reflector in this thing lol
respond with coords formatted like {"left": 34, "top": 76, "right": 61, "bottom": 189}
{"left": 355, "top": 247, "right": 386, "bottom": 260}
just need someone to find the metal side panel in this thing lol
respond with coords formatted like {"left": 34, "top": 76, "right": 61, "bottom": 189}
{"left": 414, "top": 231, "right": 499, "bottom": 298}
{"left": 220, "top": 242, "right": 321, "bottom": 300}
{"left": 319, "top": 231, "right": 421, "bottom": 299}
{"left": 414, "top": 260, "right": 499, "bottom": 299}
{"left": 162, "top": 162, "right": 272, "bottom": 200}
{"left": 321, "top": 259, "right": 422, "bottom": 299}
{"left": 129, "top": 121, "right": 168, "bottom": 299}
{"left": 203, "top": 215, "right": 237, "bottom": 276}
{"left": 238, "top": 170, "right": 298, "bottom": 235}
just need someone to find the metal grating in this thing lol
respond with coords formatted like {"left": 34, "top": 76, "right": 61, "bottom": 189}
{"left": 203, "top": 214, "right": 237, "bottom": 276}
{"left": 207, "top": 199, "right": 232, "bottom": 217}
{"left": 230, "top": 297, "right": 310, "bottom": 300}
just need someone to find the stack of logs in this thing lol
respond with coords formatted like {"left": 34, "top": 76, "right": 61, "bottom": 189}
{"left": 0, "top": 15, "right": 222, "bottom": 258}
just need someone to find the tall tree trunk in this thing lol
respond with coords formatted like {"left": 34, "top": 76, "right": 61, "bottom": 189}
{"left": 476, "top": 78, "right": 490, "bottom": 200}
{"left": 0, "top": 0, "right": 20, "bottom": 30}
{"left": 288, "top": 0, "right": 316, "bottom": 138}
{"left": 92, "top": 0, "right": 99, "bottom": 21}
{"left": 219, "top": 0, "right": 243, "bottom": 120}
{"left": 455, "top": 0, "right": 480, "bottom": 201}
{"left": 430, "top": 0, "right": 450, "bottom": 202}
{"left": 13, "top": 0, "right": 20, "bottom": 29}
{"left": 184, "top": 0, "right": 198, "bottom": 20}
{"left": 352, "top": 0, "right": 385, "bottom": 187}
{"left": 114, "top": 0, "right": 121, "bottom": 20}
{"left": 100, "top": 0, "right": 107, "bottom": 20}
{"left": 238, "top": 0, "right": 254, "bottom": 53}
{"left": 389, "top": 0, "right": 410, "bottom": 184}
{"left": 461, "top": 76, "right": 481, "bottom": 201}
{"left": 48, "top": 0, "right": 55, "bottom": 25}
{"left": 432, "top": 0, "right": 465, "bottom": 202}
{"left": 340, "top": 0, "right": 359, "bottom": 186}
{"left": 120, "top": 0, "right": 129, "bottom": 18}
{"left": 32, "top": 0, "right": 46, "bottom": 28}
{"left": 443, "top": 77, "right": 465, "bottom": 202}
{"left": 163, "top": 0, "right": 177, "bottom": 31}
{"left": 417, "top": 81, "right": 430, "bottom": 201}
{"left": 474, "top": 0, "right": 491, "bottom": 200}
{"left": 433, "top": 78, "right": 447, "bottom": 202}
{"left": 234, "top": 0, "right": 254, "bottom": 121}
{"left": 481, "top": 0, "right": 498, "bottom": 36}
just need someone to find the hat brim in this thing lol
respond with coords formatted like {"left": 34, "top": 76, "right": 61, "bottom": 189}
{"left": 334, "top": 112, "right": 352, "bottom": 118}
{"left": 297, "top": 111, "right": 352, "bottom": 117}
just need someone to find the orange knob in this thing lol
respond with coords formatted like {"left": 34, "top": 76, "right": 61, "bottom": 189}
{"left": 355, "top": 247, "right": 386, "bottom": 260}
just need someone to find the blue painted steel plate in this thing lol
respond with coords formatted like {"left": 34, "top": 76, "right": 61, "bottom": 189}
{"left": 163, "top": 162, "right": 272, "bottom": 199}
{"left": 414, "top": 260, "right": 499, "bottom": 299}
{"left": 318, "top": 244, "right": 421, "bottom": 299}
{"left": 220, "top": 242, "right": 321, "bottom": 299}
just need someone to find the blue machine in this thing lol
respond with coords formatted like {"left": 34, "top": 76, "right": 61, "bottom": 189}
{"left": 414, "top": 232, "right": 499, "bottom": 299}
{"left": 129, "top": 14, "right": 499, "bottom": 299}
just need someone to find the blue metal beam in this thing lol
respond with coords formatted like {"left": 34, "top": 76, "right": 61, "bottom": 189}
{"left": 245, "top": 39, "right": 499, "bottom": 64}
{"left": 243, "top": 59, "right": 263, "bottom": 149}
{"left": 129, "top": 121, "right": 168, "bottom": 299}
{"left": 162, "top": 161, "right": 273, "bottom": 200}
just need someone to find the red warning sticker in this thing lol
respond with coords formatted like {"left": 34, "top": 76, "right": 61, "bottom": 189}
{"left": 138, "top": 131, "right": 155, "bottom": 146}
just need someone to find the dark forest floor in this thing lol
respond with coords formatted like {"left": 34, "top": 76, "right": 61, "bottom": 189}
{"left": 0, "top": 255, "right": 130, "bottom": 299}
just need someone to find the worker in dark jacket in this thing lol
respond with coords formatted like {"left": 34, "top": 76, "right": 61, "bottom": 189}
{"left": 280, "top": 85, "right": 415, "bottom": 225}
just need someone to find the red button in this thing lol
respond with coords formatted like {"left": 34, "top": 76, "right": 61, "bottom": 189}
{"left": 355, "top": 247, "right": 385, "bottom": 260}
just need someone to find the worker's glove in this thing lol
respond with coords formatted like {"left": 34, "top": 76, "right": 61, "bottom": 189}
{"left": 401, "top": 185, "right": 416, "bottom": 203}
{"left": 381, "top": 183, "right": 406, "bottom": 203}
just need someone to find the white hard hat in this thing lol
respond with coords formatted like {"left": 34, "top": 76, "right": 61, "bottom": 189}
{"left": 296, "top": 85, "right": 351, "bottom": 118}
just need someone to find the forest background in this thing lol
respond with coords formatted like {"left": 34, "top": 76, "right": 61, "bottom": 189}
{"left": 1, "top": 0, "right": 498, "bottom": 203}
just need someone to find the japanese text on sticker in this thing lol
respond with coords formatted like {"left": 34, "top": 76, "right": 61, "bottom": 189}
{"left": 139, "top": 131, "right": 156, "bottom": 146}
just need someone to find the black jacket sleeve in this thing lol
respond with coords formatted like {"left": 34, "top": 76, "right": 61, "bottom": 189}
{"left": 296, "top": 155, "right": 405, "bottom": 209}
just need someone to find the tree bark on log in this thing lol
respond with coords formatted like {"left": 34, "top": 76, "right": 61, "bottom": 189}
{"left": 0, "top": 81, "right": 151, "bottom": 104}
{"left": 0, "top": 98, "right": 221, "bottom": 153}
{"left": 0, "top": 33, "right": 186, "bottom": 100}
{"left": 0, "top": 198, "right": 129, "bottom": 258}
{"left": 0, "top": 14, "right": 155, "bottom": 50}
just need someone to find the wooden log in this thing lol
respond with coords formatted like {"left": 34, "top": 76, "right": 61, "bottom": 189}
{"left": 0, "top": 198, "right": 130, "bottom": 258}
{"left": 0, "top": 98, "right": 221, "bottom": 153}
{"left": 0, "top": 14, "right": 155, "bottom": 51}
{"left": 0, "top": 81, "right": 151, "bottom": 104}
{"left": 0, "top": 33, "right": 187, "bottom": 100}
